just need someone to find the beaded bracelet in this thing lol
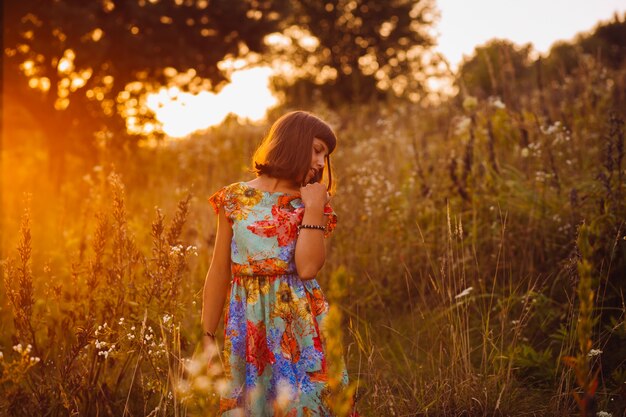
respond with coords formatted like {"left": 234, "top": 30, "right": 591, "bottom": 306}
{"left": 297, "top": 224, "right": 326, "bottom": 233}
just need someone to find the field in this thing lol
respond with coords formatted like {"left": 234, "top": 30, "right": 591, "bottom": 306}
{"left": 2, "top": 47, "right": 626, "bottom": 416}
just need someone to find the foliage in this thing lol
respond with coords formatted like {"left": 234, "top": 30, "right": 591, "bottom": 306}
{"left": 4, "top": 0, "right": 291, "bottom": 183}
{"left": 275, "top": 0, "right": 439, "bottom": 104}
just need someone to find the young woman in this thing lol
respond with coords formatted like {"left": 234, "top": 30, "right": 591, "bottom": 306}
{"left": 201, "top": 111, "right": 358, "bottom": 416}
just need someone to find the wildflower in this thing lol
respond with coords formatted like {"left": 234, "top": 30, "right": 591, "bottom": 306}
{"left": 98, "top": 350, "right": 109, "bottom": 359}
{"left": 490, "top": 97, "right": 506, "bottom": 109}
{"left": 162, "top": 314, "right": 172, "bottom": 324}
{"left": 29, "top": 356, "right": 40, "bottom": 364}
{"left": 597, "top": 412, "right": 612, "bottom": 417}
{"left": 170, "top": 244, "right": 184, "bottom": 255}
{"left": 119, "top": 317, "right": 125, "bottom": 325}
{"left": 13, "top": 344, "right": 23, "bottom": 353}
{"left": 588, "top": 349, "right": 602, "bottom": 357}
{"left": 127, "top": 333, "right": 135, "bottom": 340}
{"left": 95, "top": 340, "right": 107, "bottom": 349}
{"left": 541, "top": 121, "right": 561, "bottom": 135}
{"left": 454, "top": 116, "right": 472, "bottom": 136}
{"left": 455, "top": 287, "right": 474, "bottom": 299}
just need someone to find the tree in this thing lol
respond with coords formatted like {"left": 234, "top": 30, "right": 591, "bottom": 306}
{"left": 269, "top": 0, "right": 439, "bottom": 105}
{"left": 4, "top": 0, "right": 290, "bottom": 183}
{"left": 455, "top": 39, "right": 534, "bottom": 103}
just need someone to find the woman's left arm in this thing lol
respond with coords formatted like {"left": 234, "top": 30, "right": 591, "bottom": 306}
{"left": 295, "top": 183, "right": 330, "bottom": 279}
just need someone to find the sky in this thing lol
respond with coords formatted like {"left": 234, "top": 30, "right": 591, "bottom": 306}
{"left": 435, "top": 0, "right": 626, "bottom": 69}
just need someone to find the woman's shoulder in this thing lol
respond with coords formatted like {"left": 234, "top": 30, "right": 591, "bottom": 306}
{"left": 214, "top": 181, "right": 246, "bottom": 193}
{"left": 208, "top": 181, "right": 246, "bottom": 214}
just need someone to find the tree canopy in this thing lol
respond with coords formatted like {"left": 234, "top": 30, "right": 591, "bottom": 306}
{"left": 4, "top": 0, "right": 290, "bottom": 180}
{"left": 4, "top": 0, "right": 439, "bottom": 183}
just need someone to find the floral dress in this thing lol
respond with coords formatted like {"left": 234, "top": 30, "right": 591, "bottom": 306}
{"left": 208, "top": 181, "right": 356, "bottom": 417}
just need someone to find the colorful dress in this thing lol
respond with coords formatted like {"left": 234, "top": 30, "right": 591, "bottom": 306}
{"left": 208, "top": 181, "right": 356, "bottom": 417}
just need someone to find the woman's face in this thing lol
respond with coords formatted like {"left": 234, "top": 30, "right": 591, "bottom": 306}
{"left": 303, "top": 138, "right": 329, "bottom": 184}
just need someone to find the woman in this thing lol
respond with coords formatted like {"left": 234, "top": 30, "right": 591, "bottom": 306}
{"left": 201, "top": 111, "right": 358, "bottom": 416}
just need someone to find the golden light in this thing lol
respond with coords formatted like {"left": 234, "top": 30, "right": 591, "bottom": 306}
{"left": 146, "top": 66, "right": 278, "bottom": 138}
{"left": 57, "top": 49, "right": 75, "bottom": 73}
{"left": 91, "top": 28, "right": 104, "bottom": 42}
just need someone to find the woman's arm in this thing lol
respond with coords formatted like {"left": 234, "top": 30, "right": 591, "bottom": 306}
{"left": 295, "top": 183, "right": 329, "bottom": 279}
{"left": 201, "top": 206, "right": 232, "bottom": 341}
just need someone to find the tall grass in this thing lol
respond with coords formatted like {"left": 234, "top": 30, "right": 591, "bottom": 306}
{"left": 2, "top": 52, "right": 625, "bottom": 416}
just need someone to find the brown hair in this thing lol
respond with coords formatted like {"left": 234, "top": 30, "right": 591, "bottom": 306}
{"left": 252, "top": 111, "right": 337, "bottom": 192}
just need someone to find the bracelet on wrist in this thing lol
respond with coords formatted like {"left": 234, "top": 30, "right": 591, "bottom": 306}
{"left": 203, "top": 330, "right": 216, "bottom": 338}
{"left": 297, "top": 224, "right": 326, "bottom": 234}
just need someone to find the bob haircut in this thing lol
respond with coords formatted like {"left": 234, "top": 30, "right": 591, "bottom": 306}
{"left": 252, "top": 111, "right": 337, "bottom": 192}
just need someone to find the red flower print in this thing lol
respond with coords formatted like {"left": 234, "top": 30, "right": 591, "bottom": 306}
{"left": 246, "top": 320, "right": 275, "bottom": 375}
{"left": 306, "top": 288, "right": 328, "bottom": 317}
{"left": 280, "top": 321, "right": 301, "bottom": 363}
{"left": 247, "top": 205, "right": 304, "bottom": 246}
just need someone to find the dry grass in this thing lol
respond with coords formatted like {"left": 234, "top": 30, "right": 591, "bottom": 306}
{"left": 1, "top": 54, "right": 625, "bottom": 416}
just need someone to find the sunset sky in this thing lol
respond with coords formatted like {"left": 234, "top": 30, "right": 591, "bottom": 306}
{"left": 436, "top": 0, "right": 626, "bottom": 68}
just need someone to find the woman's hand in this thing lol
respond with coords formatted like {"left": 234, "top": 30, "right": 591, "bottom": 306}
{"left": 299, "top": 182, "right": 330, "bottom": 210}
{"left": 201, "top": 334, "right": 221, "bottom": 367}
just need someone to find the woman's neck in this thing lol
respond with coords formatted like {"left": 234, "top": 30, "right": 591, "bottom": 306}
{"left": 247, "top": 176, "right": 299, "bottom": 193}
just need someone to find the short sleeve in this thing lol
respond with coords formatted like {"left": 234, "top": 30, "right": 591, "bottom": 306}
{"left": 323, "top": 203, "right": 337, "bottom": 238}
{"left": 208, "top": 185, "right": 233, "bottom": 225}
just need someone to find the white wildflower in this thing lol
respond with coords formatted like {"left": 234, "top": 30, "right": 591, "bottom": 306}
{"left": 588, "top": 349, "right": 602, "bottom": 357}
{"left": 455, "top": 287, "right": 474, "bottom": 300}
{"left": 170, "top": 244, "right": 184, "bottom": 255}
{"left": 597, "top": 412, "right": 612, "bottom": 417}
{"left": 491, "top": 97, "right": 506, "bottom": 109}
{"left": 118, "top": 317, "right": 125, "bottom": 325}
{"left": 13, "top": 344, "right": 23, "bottom": 353}
{"left": 455, "top": 116, "right": 472, "bottom": 136}
{"left": 95, "top": 340, "right": 107, "bottom": 349}
{"left": 541, "top": 121, "right": 561, "bottom": 136}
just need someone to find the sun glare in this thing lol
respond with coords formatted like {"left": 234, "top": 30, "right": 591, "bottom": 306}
{"left": 146, "top": 66, "right": 278, "bottom": 138}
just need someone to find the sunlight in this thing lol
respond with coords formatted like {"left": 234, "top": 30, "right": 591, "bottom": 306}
{"left": 146, "top": 66, "right": 278, "bottom": 138}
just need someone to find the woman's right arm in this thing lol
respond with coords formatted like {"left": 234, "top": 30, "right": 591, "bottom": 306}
{"left": 201, "top": 206, "right": 232, "bottom": 345}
